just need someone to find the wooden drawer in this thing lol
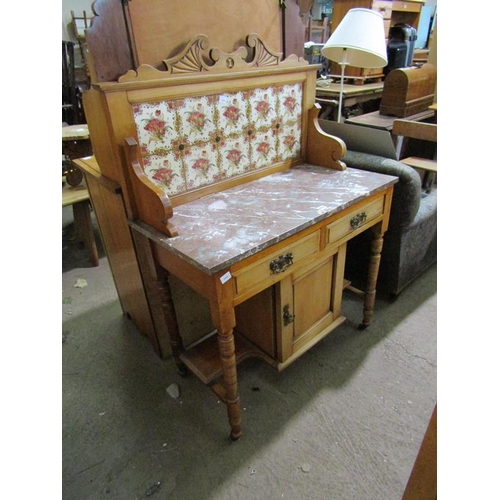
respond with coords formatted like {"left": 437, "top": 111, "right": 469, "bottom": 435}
{"left": 326, "top": 196, "right": 384, "bottom": 246}
{"left": 392, "top": 1, "right": 421, "bottom": 13}
{"left": 372, "top": 0, "right": 392, "bottom": 19}
{"left": 233, "top": 231, "right": 320, "bottom": 297}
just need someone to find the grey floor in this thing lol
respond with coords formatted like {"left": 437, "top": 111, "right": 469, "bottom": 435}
{"left": 62, "top": 205, "right": 437, "bottom": 500}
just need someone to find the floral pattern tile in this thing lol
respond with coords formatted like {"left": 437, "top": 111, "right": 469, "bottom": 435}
{"left": 278, "top": 123, "right": 302, "bottom": 160}
{"left": 133, "top": 83, "right": 303, "bottom": 196}
{"left": 218, "top": 92, "right": 249, "bottom": 135}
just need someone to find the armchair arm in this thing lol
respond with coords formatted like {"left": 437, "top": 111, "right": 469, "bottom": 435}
{"left": 343, "top": 150, "right": 422, "bottom": 230}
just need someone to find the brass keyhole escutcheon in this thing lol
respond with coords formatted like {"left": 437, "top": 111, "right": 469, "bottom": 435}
{"left": 283, "top": 304, "right": 295, "bottom": 326}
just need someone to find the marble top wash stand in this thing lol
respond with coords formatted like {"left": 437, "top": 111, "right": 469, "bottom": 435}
{"left": 80, "top": 32, "right": 396, "bottom": 440}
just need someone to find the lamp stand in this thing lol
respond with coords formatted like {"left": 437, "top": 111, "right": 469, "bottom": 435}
{"left": 337, "top": 48, "right": 348, "bottom": 122}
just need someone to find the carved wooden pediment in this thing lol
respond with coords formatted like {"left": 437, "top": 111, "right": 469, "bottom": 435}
{"left": 118, "top": 34, "right": 307, "bottom": 83}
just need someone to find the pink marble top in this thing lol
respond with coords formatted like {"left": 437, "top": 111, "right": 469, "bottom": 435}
{"left": 131, "top": 164, "right": 397, "bottom": 274}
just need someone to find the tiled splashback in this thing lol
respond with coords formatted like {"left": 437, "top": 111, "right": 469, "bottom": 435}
{"left": 133, "top": 83, "right": 303, "bottom": 196}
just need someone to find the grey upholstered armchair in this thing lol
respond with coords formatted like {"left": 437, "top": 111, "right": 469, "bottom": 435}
{"left": 341, "top": 150, "right": 437, "bottom": 298}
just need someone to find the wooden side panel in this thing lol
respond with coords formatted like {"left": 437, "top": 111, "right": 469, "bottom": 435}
{"left": 82, "top": 89, "right": 119, "bottom": 182}
{"left": 82, "top": 88, "right": 142, "bottom": 218}
{"left": 83, "top": 172, "right": 157, "bottom": 345}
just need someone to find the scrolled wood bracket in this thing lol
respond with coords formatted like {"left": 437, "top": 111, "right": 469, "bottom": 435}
{"left": 163, "top": 35, "right": 212, "bottom": 74}
{"left": 124, "top": 137, "right": 178, "bottom": 237}
{"left": 305, "top": 104, "right": 347, "bottom": 171}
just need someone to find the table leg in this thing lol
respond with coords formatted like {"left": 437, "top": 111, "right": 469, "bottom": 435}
{"left": 73, "top": 200, "right": 99, "bottom": 267}
{"left": 210, "top": 277, "right": 242, "bottom": 440}
{"left": 216, "top": 327, "right": 242, "bottom": 440}
{"left": 360, "top": 226, "right": 384, "bottom": 329}
{"left": 157, "top": 271, "right": 187, "bottom": 376}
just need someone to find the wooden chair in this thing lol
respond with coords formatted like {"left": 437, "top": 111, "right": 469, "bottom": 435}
{"left": 305, "top": 16, "right": 330, "bottom": 43}
{"left": 393, "top": 119, "right": 437, "bottom": 193}
{"left": 71, "top": 10, "right": 93, "bottom": 61}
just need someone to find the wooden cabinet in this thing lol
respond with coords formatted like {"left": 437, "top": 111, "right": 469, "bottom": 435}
{"left": 276, "top": 250, "right": 345, "bottom": 363}
{"left": 328, "top": 0, "right": 425, "bottom": 80}
{"left": 235, "top": 244, "right": 345, "bottom": 366}
{"left": 233, "top": 194, "right": 385, "bottom": 366}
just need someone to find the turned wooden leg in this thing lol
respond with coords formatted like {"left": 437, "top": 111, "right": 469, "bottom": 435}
{"left": 157, "top": 271, "right": 187, "bottom": 376}
{"left": 360, "top": 227, "right": 384, "bottom": 329}
{"left": 216, "top": 329, "right": 242, "bottom": 440}
{"left": 210, "top": 274, "right": 242, "bottom": 440}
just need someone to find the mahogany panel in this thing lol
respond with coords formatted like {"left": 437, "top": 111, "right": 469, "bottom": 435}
{"left": 127, "top": 0, "right": 282, "bottom": 68}
{"left": 86, "top": 0, "right": 134, "bottom": 82}
{"left": 282, "top": 0, "right": 306, "bottom": 59}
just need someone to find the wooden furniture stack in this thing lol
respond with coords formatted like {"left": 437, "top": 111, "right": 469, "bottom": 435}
{"left": 76, "top": 0, "right": 398, "bottom": 440}
{"left": 328, "top": 0, "right": 425, "bottom": 81}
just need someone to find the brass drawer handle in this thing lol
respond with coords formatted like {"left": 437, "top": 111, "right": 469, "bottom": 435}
{"left": 270, "top": 252, "right": 294, "bottom": 274}
{"left": 283, "top": 304, "right": 295, "bottom": 326}
{"left": 350, "top": 212, "right": 367, "bottom": 229}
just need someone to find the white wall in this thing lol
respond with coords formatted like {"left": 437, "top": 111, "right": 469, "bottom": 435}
{"left": 62, "top": 0, "right": 95, "bottom": 41}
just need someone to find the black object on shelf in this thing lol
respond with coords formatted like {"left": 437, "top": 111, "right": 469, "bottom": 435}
{"left": 384, "top": 24, "right": 418, "bottom": 75}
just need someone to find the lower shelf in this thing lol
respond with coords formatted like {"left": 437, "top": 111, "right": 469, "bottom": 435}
{"left": 179, "top": 332, "right": 274, "bottom": 385}
{"left": 179, "top": 313, "right": 347, "bottom": 385}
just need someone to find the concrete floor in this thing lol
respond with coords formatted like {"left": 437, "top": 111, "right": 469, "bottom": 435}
{"left": 62, "top": 206, "right": 437, "bottom": 499}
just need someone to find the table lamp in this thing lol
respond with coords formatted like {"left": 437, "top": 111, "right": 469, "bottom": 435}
{"left": 321, "top": 8, "right": 388, "bottom": 122}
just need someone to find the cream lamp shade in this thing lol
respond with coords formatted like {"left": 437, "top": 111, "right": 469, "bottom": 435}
{"left": 321, "top": 8, "right": 388, "bottom": 68}
{"left": 321, "top": 8, "right": 387, "bottom": 121}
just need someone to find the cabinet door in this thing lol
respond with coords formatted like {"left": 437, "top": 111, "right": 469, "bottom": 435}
{"left": 277, "top": 245, "right": 346, "bottom": 363}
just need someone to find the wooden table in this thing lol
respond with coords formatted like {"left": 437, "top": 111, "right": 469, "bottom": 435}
{"left": 315, "top": 81, "right": 384, "bottom": 119}
{"left": 62, "top": 124, "right": 93, "bottom": 186}
{"left": 345, "top": 109, "right": 435, "bottom": 132}
{"left": 130, "top": 164, "right": 396, "bottom": 440}
{"left": 62, "top": 181, "right": 99, "bottom": 267}
{"left": 62, "top": 124, "right": 90, "bottom": 141}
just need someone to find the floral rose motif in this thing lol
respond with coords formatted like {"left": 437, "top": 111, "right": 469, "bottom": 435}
{"left": 256, "top": 141, "right": 271, "bottom": 159}
{"left": 255, "top": 99, "right": 271, "bottom": 119}
{"left": 151, "top": 165, "right": 177, "bottom": 187}
{"left": 226, "top": 147, "right": 245, "bottom": 167}
{"left": 283, "top": 96, "right": 297, "bottom": 113}
{"left": 187, "top": 110, "right": 208, "bottom": 131}
{"left": 143, "top": 109, "right": 169, "bottom": 142}
{"left": 223, "top": 103, "right": 242, "bottom": 126}
{"left": 192, "top": 154, "right": 214, "bottom": 176}
{"left": 283, "top": 135, "right": 298, "bottom": 152}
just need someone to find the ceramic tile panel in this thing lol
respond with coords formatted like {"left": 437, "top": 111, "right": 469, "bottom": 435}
{"left": 132, "top": 83, "right": 303, "bottom": 196}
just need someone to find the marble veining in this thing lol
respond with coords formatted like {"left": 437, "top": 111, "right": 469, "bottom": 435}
{"left": 131, "top": 164, "right": 397, "bottom": 274}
